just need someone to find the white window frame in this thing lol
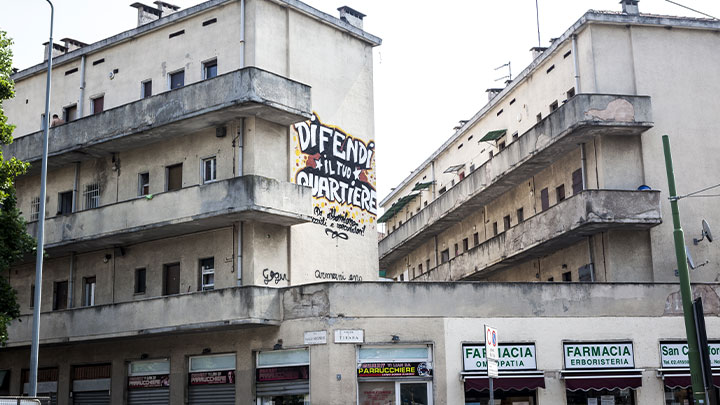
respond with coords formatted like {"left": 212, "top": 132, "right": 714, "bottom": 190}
{"left": 83, "top": 183, "right": 100, "bottom": 210}
{"left": 138, "top": 172, "right": 150, "bottom": 196}
{"left": 189, "top": 353, "right": 236, "bottom": 372}
{"left": 200, "top": 257, "right": 214, "bottom": 291}
{"left": 141, "top": 79, "right": 152, "bottom": 98}
{"left": 128, "top": 359, "right": 170, "bottom": 377}
{"left": 30, "top": 196, "right": 40, "bottom": 221}
{"left": 168, "top": 68, "right": 185, "bottom": 90}
{"left": 83, "top": 276, "right": 96, "bottom": 307}
{"left": 202, "top": 58, "right": 218, "bottom": 80}
{"left": 357, "top": 345, "right": 434, "bottom": 405}
{"left": 201, "top": 156, "right": 217, "bottom": 184}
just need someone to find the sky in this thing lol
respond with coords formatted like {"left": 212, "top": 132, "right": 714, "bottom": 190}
{"left": 2, "top": 0, "right": 720, "bottom": 203}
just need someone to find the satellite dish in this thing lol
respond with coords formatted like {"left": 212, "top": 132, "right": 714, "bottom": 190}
{"left": 686, "top": 246, "right": 696, "bottom": 270}
{"left": 693, "top": 219, "right": 713, "bottom": 245}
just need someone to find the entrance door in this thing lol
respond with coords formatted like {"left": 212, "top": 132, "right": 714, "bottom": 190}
{"left": 399, "top": 382, "right": 430, "bottom": 405}
{"left": 164, "top": 263, "right": 180, "bottom": 295}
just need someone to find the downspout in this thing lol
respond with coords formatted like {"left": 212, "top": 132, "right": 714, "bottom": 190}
{"left": 78, "top": 55, "right": 86, "bottom": 117}
{"left": 433, "top": 235, "right": 439, "bottom": 273}
{"left": 72, "top": 162, "right": 80, "bottom": 212}
{"left": 431, "top": 160, "right": 436, "bottom": 199}
{"left": 239, "top": 0, "right": 245, "bottom": 68}
{"left": 587, "top": 237, "right": 596, "bottom": 282}
{"left": 68, "top": 252, "right": 75, "bottom": 308}
{"left": 572, "top": 34, "right": 581, "bottom": 93}
{"left": 580, "top": 143, "right": 588, "bottom": 190}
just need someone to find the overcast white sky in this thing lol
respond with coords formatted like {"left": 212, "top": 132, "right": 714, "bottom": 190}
{"left": 2, "top": 0, "right": 720, "bottom": 202}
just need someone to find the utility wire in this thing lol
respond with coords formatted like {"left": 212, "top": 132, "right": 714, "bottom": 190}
{"left": 665, "top": 0, "right": 719, "bottom": 20}
{"left": 676, "top": 182, "right": 720, "bottom": 199}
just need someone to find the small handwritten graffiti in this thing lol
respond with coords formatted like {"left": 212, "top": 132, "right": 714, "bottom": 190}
{"left": 325, "top": 227, "right": 349, "bottom": 242}
{"left": 262, "top": 268, "right": 288, "bottom": 285}
{"left": 315, "top": 270, "right": 362, "bottom": 282}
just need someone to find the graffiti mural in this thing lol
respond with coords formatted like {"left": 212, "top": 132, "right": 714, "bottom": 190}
{"left": 292, "top": 113, "right": 377, "bottom": 241}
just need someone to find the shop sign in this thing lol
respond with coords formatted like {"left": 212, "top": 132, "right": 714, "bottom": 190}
{"left": 335, "top": 329, "right": 364, "bottom": 343}
{"left": 127, "top": 374, "right": 169, "bottom": 389}
{"left": 189, "top": 370, "right": 235, "bottom": 385}
{"left": 357, "top": 362, "right": 432, "bottom": 378}
{"left": 256, "top": 365, "right": 309, "bottom": 382}
{"left": 462, "top": 344, "right": 537, "bottom": 371}
{"left": 304, "top": 330, "right": 327, "bottom": 345}
{"left": 660, "top": 342, "right": 720, "bottom": 367}
{"left": 564, "top": 342, "right": 634, "bottom": 369}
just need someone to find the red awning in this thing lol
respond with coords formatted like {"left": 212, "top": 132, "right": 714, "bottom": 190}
{"left": 464, "top": 376, "right": 546, "bottom": 392}
{"left": 661, "top": 371, "right": 720, "bottom": 389}
{"left": 562, "top": 370, "right": 643, "bottom": 392}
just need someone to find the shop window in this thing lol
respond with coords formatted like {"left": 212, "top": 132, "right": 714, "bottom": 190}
{"left": 540, "top": 188, "right": 549, "bottom": 211}
{"left": 128, "top": 359, "right": 170, "bottom": 401}
{"left": 572, "top": 168, "right": 583, "bottom": 195}
{"left": 358, "top": 346, "right": 433, "bottom": 405}
{"left": 566, "top": 388, "right": 635, "bottom": 405}
{"left": 163, "top": 263, "right": 180, "bottom": 296}
{"left": 138, "top": 172, "right": 150, "bottom": 196}
{"left": 91, "top": 95, "right": 104, "bottom": 115}
{"left": 517, "top": 207, "right": 524, "bottom": 223}
{"left": 200, "top": 257, "right": 215, "bottom": 291}
{"left": 141, "top": 80, "right": 152, "bottom": 98}
{"left": 440, "top": 249, "right": 450, "bottom": 264}
{"left": 202, "top": 157, "right": 217, "bottom": 184}
{"left": 30, "top": 196, "right": 40, "bottom": 221}
{"left": 169, "top": 69, "right": 185, "bottom": 89}
{"left": 166, "top": 163, "right": 183, "bottom": 191}
{"left": 556, "top": 184, "right": 566, "bottom": 203}
{"left": 57, "top": 190, "right": 73, "bottom": 215}
{"left": 53, "top": 281, "right": 68, "bottom": 310}
{"left": 135, "top": 268, "right": 146, "bottom": 294}
{"left": 203, "top": 59, "right": 218, "bottom": 80}
{"left": 63, "top": 104, "right": 77, "bottom": 122}
{"left": 82, "top": 276, "right": 96, "bottom": 307}
{"left": 83, "top": 183, "right": 100, "bottom": 210}
{"left": 473, "top": 232, "right": 479, "bottom": 246}
{"left": 493, "top": 222, "right": 498, "bottom": 236}
{"left": 503, "top": 215, "right": 511, "bottom": 231}
{"left": 463, "top": 238, "right": 469, "bottom": 252}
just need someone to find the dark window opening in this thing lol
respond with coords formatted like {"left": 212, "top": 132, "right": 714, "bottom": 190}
{"left": 439, "top": 186, "right": 447, "bottom": 194}
{"left": 30, "top": 285, "right": 35, "bottom": 307}
{"left": 163, "top": 263, "right": 180, "bottom": 295}
{"left": 556, "top": 184, "right": 566, "bottom": 203}
{"left": 463, "top": 238, "right": 469, "bottom": 252}
{"left": 169, "top": 29, "right": 185, "bottom": 39}
{"left": 563, "top": 50, "right": 572, "bottom": 58}
{"left": 64, "top": 67, "right": 78, "bottom": 76}
{"left": 503, "top": 215, "right": 511, "bottom": 231}
{"left": 200, "top": 257, "right": 215, "bottom": 291}
{"left": 426, "top": 259, "right": 431, "bottom": 271}
{"left": 440, "top": 249, "right": 450, "bottom": 264}
{"left": 578, "top": 265, "right": 593, "bottom": 282}
{"left": 53, "top": 281, "right": 68, "bottom": 310}
{"left": 166, "top": 163, "right": 183, "bottom": 191}
{"left": 468, "top": 135, "right": 474, "bottom": 141}
{"left": 546, "top": 64, "right": 555, "bottom": 74}
{"left": 572, "top": 168, "right": 583, "bottom": 195}
{"left": 517, "top": 208, "right": 524, "bottom": 223}
{"left": 567, "top": 87, "right": 576, "bottom": 99}
{"left": 459, "top": 171, "right": 465, "bottom": 181}
{"left": 138, "top": 172, "right": 150, "bottom": 196}
{"left": 58, "top": 191, "right": 73, "bottom": 215}
{"left": 92, "top": 58, "right": 105, "bottom": 66}
{"left": 473, "top": 232, "right": 479, "bottom": 246}
{"left": 135, "top": 268, "right": 146, "bottom": 294}
{"left": 547, "top": 277, "right": 554, "bottom": 282}
{"left": 457, "top": 143, "right": 463, "bottom": 150}
{"left": 496, "top": 109, "right": 504, "bottom": 116}
{"left": 536, "top": 113, "right": 542, "bottom": 122}
{"left": 63, "top": 104, "right": 77, "bottom": 122}
{"left": 562, "top": 271, "right": 572, "bottom": 282}
{"left": 203, "top": 59, "right": 218, "bottom": 79}
{"left": 550, "top": 100, "right": 559, "bottom": 112}
{"left": 512, "top": 132, "right": 519, "bottom": 140}
{"left": 499, "top": 141, "right": 506, "bottom": 150}
{"left": 202, "top": 18, "right": 217, "bottom": 26}
{"left": 82, "top": 276, "right": 96, "bottom": 307}
{"left": 540, "top": 188, "right": 549, "bottom": 211}
{"left": 489, "top": 150, "right": 494, "bottom": 158}
{"left": 91, "top": 96, "right": 104, "bottom": 114}
{"left": 142, "top": 80, "right": 152, "bottom": 98}
{"left": 170, "top": 70, "right": 185, "bottom": 89}
{"left": 493, "top": 222, "right": 498, "bottom": 236}
{"left": 454, "top": 243, "right": 459, "bottom": 257}
{"left": 509, "top": 98, "right": 516, "bottom": 105}
{"left": 418, "top": 263, "right": 423, "bottom": 274}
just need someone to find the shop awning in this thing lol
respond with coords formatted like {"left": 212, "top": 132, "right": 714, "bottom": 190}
{"left": 412, "top": 182, "right": 433, "bottom": 191}
{"left": 658, "top": 369, "right": 720, "bottom": 389}
{"left": 561, "top": 369, "right": 643, "bottom": 392}
{"left": 377, "top": 193, "right": 419, "bottom": 223}
{"left": 479, "top": 129, "right": 507, "bottom": 142}
{"left": 463, "top": 373, "right": 546, "bottom": 393}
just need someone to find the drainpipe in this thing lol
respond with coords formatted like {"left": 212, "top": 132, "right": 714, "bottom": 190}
{"left": 571, "top": 34, "right": 581, "bottom": 93}
{"left": 433, "top": 235, "right": 439, "bottom": 272}
{"left": 239, "top": 0, "right": 245, "bottom": 68}
{"left": 78, "top": 55, "right": 86, "bottom": 117}
{"left": 72, "top": 162, "right": 80, "bottom": 212}
{"left": 237, "top": 119, "right": 244, "bottom": 176}
{"left": 587, "top": 237, "right": 596, "bottom": 282}
{"left": 237, "top": 222, "right": 243, "bottom": 286}
{"left": 68, "top": 252, "right": 75, "bottom": 308}
{"left": 431, "top": 160, "right": 436, "bottom": 199}
{"left": 580, "top": 143, "right": 588, "bottom": 190}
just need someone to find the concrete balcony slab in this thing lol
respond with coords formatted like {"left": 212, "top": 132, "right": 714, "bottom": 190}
{"left": 379, "top": 94, "right": 653, "bottom": 268}
{"left": 415, "top": 189, "right": 661, "bottom": 281}
{"left": 5, "top": 67, "right": 312, "bottom": 175}
{"left": 25, "top": 175, "right": 312, "bottom": 257}
{"left": 5, "top": 286, "right": 281, "bottom": 347}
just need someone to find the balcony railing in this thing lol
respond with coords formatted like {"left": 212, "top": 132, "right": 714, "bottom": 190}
{"left": 379, "top": 94, "right": 653, "bottom": 269}
{"left": 414, "top": 189, "right": 661, "bottom": 281}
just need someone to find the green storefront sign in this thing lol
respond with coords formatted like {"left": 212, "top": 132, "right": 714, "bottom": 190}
{"left": 563, "top": 342, "right": 635, "bottom": 369}
{"left": 462, "top": 343, "right": 537, "bottom": 371}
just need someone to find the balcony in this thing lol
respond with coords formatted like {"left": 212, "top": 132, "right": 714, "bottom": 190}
{"left": 4, "top": 67, "right": 312, "bottom": 175}
{"left": 5, "top": 286, "right": 282, "bottom": 347}
{"left": 25, "top": 175, "right": 312, "bottom": 257}
{"left": 379, "top": 94, "right": 653, "bottom": 269}
{"left": 414, "top": 189, "right": 661, "bottom": 281}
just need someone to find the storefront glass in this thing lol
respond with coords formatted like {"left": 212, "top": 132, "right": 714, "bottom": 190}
{"left": 663, "top": 385, "right": 719, "bottom": 404}
{"left": 256, "top": 349, "right": 310, "bottom": 405}
{"left": 464, "top": 388, "right": 536, "bottom": 405}
{"left": 357, "top": 345, "right": 433, "bottom": 405}
{"left": 358, "top": 381, "right": 431, "bottom": 405}
{"left": 566, "top": 388, "right": 635, "bottom": 405}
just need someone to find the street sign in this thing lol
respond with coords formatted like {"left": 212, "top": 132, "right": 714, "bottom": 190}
{"left": 485, "top": 325, "right": 499, "bottom": 361}
{"left": 487, "top": 358, "right": 499, "bottom": 378}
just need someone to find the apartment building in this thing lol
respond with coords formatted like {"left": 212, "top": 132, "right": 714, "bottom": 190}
{"left": 0, "top": 0, "right": 379, "bottom": 403}
{"left": 379, "top": 1, "right": 720, "bottom": 286}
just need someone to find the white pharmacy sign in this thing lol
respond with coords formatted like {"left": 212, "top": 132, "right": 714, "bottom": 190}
{"left": 564, "top": 342, "right": 635, "bottom": 369}
{"left": 485, "top": 325, "right": 499, "bottom": 361}
{"left": 660, "top": 342, "right": 720, "bottom": 367}
{"left": 463, "top": 344, "right": 537, "bottom": 371}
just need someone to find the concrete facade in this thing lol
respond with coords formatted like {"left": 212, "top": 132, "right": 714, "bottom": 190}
{"left": 379, "top": 10, "right": 720, "bottom": 286}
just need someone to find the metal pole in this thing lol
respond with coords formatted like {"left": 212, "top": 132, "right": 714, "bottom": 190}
{"left": 662, "top": 135, "right": 706, "bottom": 404}
{"left": 535, "top": 0, "right": 541, "bottom": 47}
{"left": 29, "top": 0, "right": 54, "bottom": 397}
{"left": 488, "top": 376, "right": 494, "bottom": 404}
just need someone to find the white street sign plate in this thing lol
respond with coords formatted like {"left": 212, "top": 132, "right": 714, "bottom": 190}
{"left": 485, "top": 325, "right": 499, "bottom": 361}
{"left": 487, "top": 358, "right": 499, "bottom": 378}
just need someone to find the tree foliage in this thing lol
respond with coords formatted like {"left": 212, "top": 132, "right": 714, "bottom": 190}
{"left": 0, "top": 30, "right": 35, "bottom": 346}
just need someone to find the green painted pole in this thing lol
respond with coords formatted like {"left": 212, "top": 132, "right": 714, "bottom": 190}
{"left": 662, "top": 135, "right": 706, "bottom": 404}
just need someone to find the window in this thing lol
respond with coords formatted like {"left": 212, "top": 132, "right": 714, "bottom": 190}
{"left": 426, "top": 259, "right": 430, "bottom": 271}
{"left": 562, "top": 271, "right": 572, "bottom": 282}
{"left": 536, "top": 113, "right": 542, "bottom": 122}
{"left": 473, "top": 232, "right": 479, "bottom": 246}
{"left": 457, "top": 143, "right": 463, "bottom": 150}
{"left": 454, "top": 243, "right": 459, "bottom": 257}
{"left": 550, "top": 100, "right": 559, "bottom": 112}
{"left": 83, "top": 183, "right": 100, "bottom": 209}
{"left": 30, "top": 285, "right": 35, "bottom": 307}
{"left": 142, "top": 80, "right": 152, "bottom": 98}
{"left": 91, "top": 96, "right": 104, "bottom": 115}
{"left": 458, "top": 171, "right": 465, "bottom": 181}
{"left": 438, "top": 186, "right": 447, "bottom": 194}
{"left": 169, "top": 70, "right": 185, "bottom": 89}
{"left": 440, "top": 249, "right": 450, "bottom": 264}
{"left": 517, "top": 207, "right": 524, "bottom": 223}
{"left": 63, "top": 104, "right": 77, "bottom": 122}
{"left": 399, "top": 274, "right": 404, "bottom": 281}
{"left": 166, "top": 163, "right": 183, "bottom": 191}
{"left": 200, "top": 258, "right": 215, "bottom": 291}
{"left": 92, "top": 58, "right": 105, "bottom": 66}
{"left": 462, "top": 238, "right": 469, "bottom": 252}
{"left": 57, "top": 191, "right": 73, "bottom": 215}
{"left": 572, "top": 168, "right": 583, "bottom": 195}
{"left": 53, "top": 281, "right": 68, "bottom": 310}
{"left": 503, "top": 215, "right": 511, "bottom": 231}
{"left": 135, "top": 268, "right": 146, "bottom": 294}
{"left": 496, "top": 109, "right": 504, "bottom": 116}
{"left": 512, "top": 131, "right": 519, "bottom": 140}
{"left": 469, "top": 164, "right": 475, "bottom": 172}
{"left": 138, "top": 172, "right": 150, "bottom": 196}
{"left": 540, "top": 188, "right": 549, "bottom": 211}
{"left": 546, "top": 64, "right": 555, "bottom": 74}
{"left": 169, "top": 29, "right": 185, "bottom": 39}
{"left": 30, "top": 197, "right": 40, "bottom": 221}
{"left": 564, "top": 50, "right": 572, "bottom": 58}
{"left": 547, "top": 277, "right": 554, "bottom": 282}
{"left": 65, "top": 67, "right": 78, "bottom": 76}
{"left": 509, "top": 98, "right": 516, "bottom": 105}
{"left": 489, "top": 150, "right": 494, "bottom": 159}
{"left": 493, "top": 222, "right": 498, "bottom": 236}
{"left": 83, "top": 276, "right": 96, "bottom": 307}
{"left": 202, "top": 18, "right": 217, "bottom": 26}
{"left": 418, "top": 263, "right": 423, "bottom": 274}
{"left": 567, "top": 87, "right": 576, "bottom": 99}
{"left": 202, "top": 157, "right": 217, "bottom": 183}
{"left": 203, "top": 59, "right": 218, "bottom": 79}
{"left": 163, "top": 263, "right": 180, "bottom": 295}
{"left": 499, "top": 141, "right": 506, "bottom": 150}
{"left": 556, "top": 184, "right": 566, "bottom": 203}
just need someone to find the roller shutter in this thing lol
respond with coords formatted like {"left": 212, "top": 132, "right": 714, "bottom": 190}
{"left": 72, "top": 390, "right": 110, "bottom": 404}
{"left": 188, "top": 384, "right": 235, "bottom": 404}
{"left": 127, "top": 387, "right": 170, "bottom": 405}
{"left": 256, "top": 380, "right": 309, "bottom": 396}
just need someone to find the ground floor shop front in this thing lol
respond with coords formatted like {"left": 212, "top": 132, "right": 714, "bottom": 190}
{"left": 0, "top": 283, "right": 718, "bottom": 404}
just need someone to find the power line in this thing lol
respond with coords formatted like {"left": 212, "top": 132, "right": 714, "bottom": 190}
{"left": 675, "top": 182, "right": 720, "bottom": 199}
{"left": 665, "top": 0, "right": 719, "bottom": 20}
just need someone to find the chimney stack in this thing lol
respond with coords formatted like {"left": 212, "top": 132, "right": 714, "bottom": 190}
{"left": 486, "top": 88, "right": 503, "bottom": 101}
{"left": 620, "top": 0, "right": 639, "bottom": 15}
{"left": 337, "top": 6, "right": 365, "bottom": 30}
{"left": 155, "top": 1, "right": 181, "bottom": 17}
{"left": 530, "top": 46, "right": 548, "bottom": 60}
{"left": 42, "top": 42, "right": 66, "bottom": 61}
{"left": 61, "top": 38, "right": 88, "bottom": 54}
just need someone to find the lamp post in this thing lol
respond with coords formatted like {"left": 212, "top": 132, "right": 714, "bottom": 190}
{"left": 29, "top": 0, "right": 54, "bottom": 396}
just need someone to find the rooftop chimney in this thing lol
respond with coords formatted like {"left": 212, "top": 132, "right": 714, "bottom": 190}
{"left": 42, "top": 42, "right": 66, "bottom": 61}
{"left": 530, "top": 46, "right": 548, "bottom": 60}
{"left": 337, "top": 6, "right": 365, "bottom": 29}
{"left": 154, "top": 1, "right": 181, "bottom": 17}
{"left": 61, "top": 38, "right": 88, "bottom": 54}
{"left": 620, "top": 0, "right": 639, "bottom": 15}
{"left": 486, "top": 88, "right": 503, "bottom": 101}
{"left": 131, "top": 2, "right": 163, "bottom": 26}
